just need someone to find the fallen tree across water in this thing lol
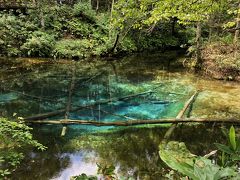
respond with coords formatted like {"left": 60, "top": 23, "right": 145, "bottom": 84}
{"left": 23, "top": 90, "right": 155, "bottom": 120}
{"left": 24, "top": 118, "right": 240, "bottom": 126}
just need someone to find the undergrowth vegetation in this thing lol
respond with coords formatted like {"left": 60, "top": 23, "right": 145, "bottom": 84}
{"left": 201, "top": 36, "right": 240, "bottom": 81}
{"left": 0, "top": 117, "right": 46, "bottom": 178}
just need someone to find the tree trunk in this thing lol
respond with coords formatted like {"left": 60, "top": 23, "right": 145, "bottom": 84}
{"left": 195, "top": 22, "right": 202, "bottom": 69}
{"left": 25, "top": 118, "right": 240, "bottom": 126}
{"left": 109, "top": 34, "right": 119, "bottom": 54}
{"left": 40, "top": 10, "right": 45, "bottom": 28}
{"left": 234, "top": 3, "right": 240, "bottom": 45}
{"left": 171, "top": 17, "right": 177, "bottom": 36}
{"left": 96, "top": 0, "right": 99, "bottom": 12}
{"left": 208, "top": 16, "right": 214, "bottom": 42}
{"left": 110, "top": 0, "right": 114, "bottom": 20}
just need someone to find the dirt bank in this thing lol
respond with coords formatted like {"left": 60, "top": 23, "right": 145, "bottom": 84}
{"left": 201, "top": 43, "right": 240, "bottom": 81}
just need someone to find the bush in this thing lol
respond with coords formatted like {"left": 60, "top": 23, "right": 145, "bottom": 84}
{"left": 67, "top": 19, "right": 95, "bottom": 38}
{"left": 21, "top": 31, "right": 56, "bottom": 57}
{"left": 0, "top": 118, "right": 46, "bottom": 178}
{"left": 0, "top": 12, "right": 32, "bottom": 56}
{"left": 118, "top": 36, "right": 137, "bottom": 52}
{"left": 53, "top": 39, "right": 93, "bottom": 59}
{"left": 73, "top": 1, "right": 96, "bottom": 22}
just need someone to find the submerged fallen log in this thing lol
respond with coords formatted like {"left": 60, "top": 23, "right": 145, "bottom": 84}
{"left": 176, "top": 91, "right": 200, "bottom": 119}
{"left": 24, "top": 90, "right": 154, "bottom": 120}
{"left": 164, "top": 91, "right": 200, "bottom": 139}
{"left": 24, "top": 118, "right": 240, "bottom": 126}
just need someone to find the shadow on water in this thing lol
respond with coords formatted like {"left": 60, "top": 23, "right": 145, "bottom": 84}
{"left": 0, "top": 51, "right": 240, "bottom": 179}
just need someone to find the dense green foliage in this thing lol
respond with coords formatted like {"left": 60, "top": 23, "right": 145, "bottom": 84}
{"left": 0, "top": 0, "right": 194, "bottom": 59}
{"left": 0, "top": 117, "right": 46, "bottom": 178}
{"left": 0, "top": 0, "right": 239, "bottom": 64}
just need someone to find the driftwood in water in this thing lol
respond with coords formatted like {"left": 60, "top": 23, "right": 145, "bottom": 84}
{"left": 25, "top": 118, "right": 240, "bottom": 126}
{"left": 24, "top": 90, "right": 154, "bottom": 120}
{"left": 164, "top": 91, "right": 200, "bottom": 139}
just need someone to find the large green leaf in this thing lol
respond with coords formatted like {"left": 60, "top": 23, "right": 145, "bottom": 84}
{"left": 159, "top": 141, "right": 239, "bottom": 180}
{"left": 159, "top": 141, "right": 197, "bottom": 179}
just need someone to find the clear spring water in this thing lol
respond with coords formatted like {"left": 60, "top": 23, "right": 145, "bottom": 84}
{"left": 0, "top": 51, "right": 240, "bottom": 179}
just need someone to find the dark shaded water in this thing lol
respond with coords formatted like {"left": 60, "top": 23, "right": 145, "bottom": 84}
{"left": 0, "top": 52, "right": 240, "bottom": 179}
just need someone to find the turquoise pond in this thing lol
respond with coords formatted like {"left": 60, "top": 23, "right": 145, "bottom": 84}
{"left": 0, "top": 52, "right": 240, "bottom": 179}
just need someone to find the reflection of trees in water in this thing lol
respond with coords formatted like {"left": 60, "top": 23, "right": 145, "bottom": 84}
{"left": 10, "top": 128, "right": 71, "bottom": 180}
{"left": 9, "top": 123, "right": 229, "bottom": 179}
{"left": 95, "top": 130, "right": 165, "bottom": 179}
{"left": 64, "top": 124, "right": 227, "bottom": 179}
{"left": 11, "top": 152, "right": 70, "bottom": 180}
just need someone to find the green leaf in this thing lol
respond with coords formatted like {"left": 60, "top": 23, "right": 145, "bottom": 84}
{"left": 160, "top": 141, "right": 239, "bottom": 179}
{"left": 229, "top": 126, "right": 237, "bottom": 151}
{"left": 221, "top": 152, "right": 225, "bottom": 166}
{"left": 215, "top": 143, "right": 233, "bottom": 154}
{"left": 215, "top": 167, "right": 238, "bottom": 179}
{"left": 159, "top": 141, "right": 196, "bottom": 179}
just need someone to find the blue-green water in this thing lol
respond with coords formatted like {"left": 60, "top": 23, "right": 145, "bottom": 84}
{"left": 0, "top": 53, "right": 191, "bottom": 132}
{"left": 0, "top": 52, "right": 240, "bottom": 179}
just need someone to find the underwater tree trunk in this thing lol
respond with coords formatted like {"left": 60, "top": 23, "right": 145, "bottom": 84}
{"left": 0, "top": 88, "right": 56, "bottom": 102}
{"left": 61, "top": 64, "right": 76, "bottom": 136}
{"left": 64, "top": 64, "right": 76, "bottom": 119}
{"left": 163, "top": 91, "right": 200, "bottom": 140}
{"left": 23, "top": 90, "right": 154, "bottom": 120}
